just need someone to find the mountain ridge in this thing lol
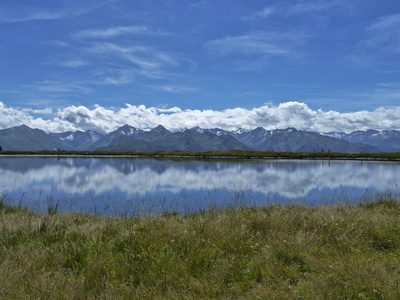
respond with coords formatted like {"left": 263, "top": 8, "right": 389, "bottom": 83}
{"left": 0, "top": 125, "right": 71, "bottom": 151}
{"left": 50, "top": 130, "right": 103, "bottom": 151}
{"left": 321, "top": 129, "right": 400, "bottom": 152}
{"left": 0, "top": 124, "right": 396, "bottom": 153}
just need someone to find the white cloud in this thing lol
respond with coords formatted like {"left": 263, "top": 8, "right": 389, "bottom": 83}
{"left": 0, "top": 10, "right": 63, "bottom": 23}
{"left": 1, "top": 101, "right": 400, "bottom": 134}
{"left": 243, "top": 6, "right": 274, "bottom": 21}
{"left": 0, "top": 102, "right": 58, "bottom": 131}
{"left": 23, "top": 108, "right": 53, "bottom": 115}
{"left": 257, "top": 7, "right": 274, "bottom": 17}
{"left": 368, "top": 13, "right": 400, "bottom": 31}
{"left": 86, "top": 42, "right": 178, "bottom": 79}
{"left": 59, "top": 60, "right": 88, "bottom": 68}
{"left": 204, "top": 31, "right": 308, "bottom": 57}
{"left": 45, "top": 40, "right": 69, "bottom": 47}
{"left": 98, "top": 69, "right": 136, "bottom": 86}
{"left": 0, "top": 1, "right": 104, "bottom": 23}
{"left": 348, "top": 13, "right": 400, "bottom": 72}
{"left": 288, "top": 0, "right": 351, "bottom": 14}
{"left": 74, "top": 26, "right": 166, "bottom": 39}
{"left": 366, "top": 13, "right": 400, "bottom": 53}
{"left": 149, "top": 85, "right": 198, "bottom": 93}
{"left": 35, "top": 80, "right": 93, "bottom": 94}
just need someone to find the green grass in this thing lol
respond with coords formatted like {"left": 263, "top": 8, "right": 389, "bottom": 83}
{"left": 1, "top": 196, "right": 400, "bottom": 299}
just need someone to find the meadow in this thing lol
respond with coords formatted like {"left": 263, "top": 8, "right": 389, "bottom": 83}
{"left": 1, "top": 192, "right": 400, "bottom": 299}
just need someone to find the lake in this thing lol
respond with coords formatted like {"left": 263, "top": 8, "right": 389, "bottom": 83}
{"left": 0, "top": 155, "right": 399, "bottom": 216}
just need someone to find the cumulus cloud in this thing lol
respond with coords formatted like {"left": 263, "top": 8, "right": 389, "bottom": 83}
{"left": 0, "top": 102, "right": 57, "bottom": 131}
{"left": 23, "top": 108, "right": 53, "bottom": 115}
{"left": 1, "top": 101, "right": 400, "bottom": 134}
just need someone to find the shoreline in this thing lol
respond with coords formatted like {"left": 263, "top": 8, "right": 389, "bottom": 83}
{"left": 1, "top": 149, "right": 400, "bottom": 162}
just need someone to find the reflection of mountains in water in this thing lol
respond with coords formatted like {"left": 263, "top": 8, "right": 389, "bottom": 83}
{"left": 0, "top": 157, "right": 399, "bottom": 199}
{"left": 0, "top": 156, "right": 256, "bottom": 174}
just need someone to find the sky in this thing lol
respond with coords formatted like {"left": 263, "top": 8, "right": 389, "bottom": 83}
{"left": 0, "top": 0, "right": 400, "bottom": 133}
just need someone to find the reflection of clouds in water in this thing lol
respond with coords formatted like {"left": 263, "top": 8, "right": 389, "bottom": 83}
{"left": 0, "top": 158, "right": 399, "bottom": 199}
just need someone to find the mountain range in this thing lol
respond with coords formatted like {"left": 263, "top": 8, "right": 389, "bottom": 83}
{"left": 0, "top": 125, "right": 70, "bottom": 151}
{"left": 0, "top": 124, "right": 399, "bottom": 153}
{"left": 321, "top": 130, "right": 400, "bottom": 153}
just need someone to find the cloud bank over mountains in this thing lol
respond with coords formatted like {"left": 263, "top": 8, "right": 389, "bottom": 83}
{"left": 1, "top": 101, "right": 399, "bottom": 134}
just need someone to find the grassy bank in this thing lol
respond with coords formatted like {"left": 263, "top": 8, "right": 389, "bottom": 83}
{"left": 1, "top": 198, "right": 400, "bottom": 299}
{"left": 1, "top": 149, "right": 400, "bottom": 161}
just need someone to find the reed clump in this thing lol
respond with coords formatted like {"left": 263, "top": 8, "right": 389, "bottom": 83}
{"left": 0, "top": 197, "right": 399, "bottom": 299}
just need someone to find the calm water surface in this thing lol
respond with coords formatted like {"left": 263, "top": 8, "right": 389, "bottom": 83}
{"left": 1, "top": 156, "right": 399, "bottom": 215}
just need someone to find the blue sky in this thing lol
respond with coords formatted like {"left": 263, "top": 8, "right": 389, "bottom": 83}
{"left": 0, "top": 0, "right": 400, "bottom": 133}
